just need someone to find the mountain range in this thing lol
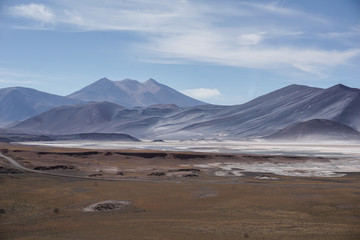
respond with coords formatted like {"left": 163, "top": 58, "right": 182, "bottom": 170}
{"left": 0, "top": 78, "right": 206, "bottom": 127}
{"left": 67, "top": 77, "right": 206, "bottom": 108}
{"left": 4, "top": 81, "right": 360, "bottom": 141}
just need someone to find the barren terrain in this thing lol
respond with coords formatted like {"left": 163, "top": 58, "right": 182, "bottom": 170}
{"left": 1, "top": 142, "right": 359, "bottom": 239}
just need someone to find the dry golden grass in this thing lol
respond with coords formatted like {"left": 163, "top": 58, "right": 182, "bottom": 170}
{"left": 0, "top": 143, "right": 359, "bottom": 239}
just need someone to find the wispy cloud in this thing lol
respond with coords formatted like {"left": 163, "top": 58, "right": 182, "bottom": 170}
{"left": 4, "top": 0, "right": 360, "bottom": 75}
{"left": 9, "top": 3, "right": 56, "bottom": 24}
{"left": 6, "top": 1, "right": 196, "bottom": 32}
{"left": 0, "top": 67, "right": 41, "bottom": 78}
{"left": 318, "top": 26, "right": 360, "bottom": 39}
{"left": 144, "top": 31, "right": 360, "bottom": 74}
{"left": 239, "top": 1, "right": 328, "bottom": 23}
{"left": 182, "top": 88, "right": 221, "bottom": 99}
{"left": 0, "top": 68, "right": 42, "bottom": 86}
{"left": 0, "top": 79, "right": 40, "bottom": 85}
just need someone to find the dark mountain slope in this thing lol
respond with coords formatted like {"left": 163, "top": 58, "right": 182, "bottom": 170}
{"left": 9, "top": 102, "right": 127, "bottom": 135}
{"left": 0, "top": 87, "right": 80, "bottom": 127}
{"left": 0, "top": 132, "right": 140, "bottom": 142}
{"left": 177, "top": 84, "right": 360, "bottom": 138}
{"left": 331, "top": 84, "right": 360, "bottom": 131}
{"left": 8, "top": 101, "right": 219, "bottom": 138}
{"left": 265, "top": 119, "right": 360, "bottom": 141}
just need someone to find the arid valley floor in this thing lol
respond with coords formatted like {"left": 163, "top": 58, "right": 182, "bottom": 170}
{"left": 1, "top": 142, "right": 360, "bottom": 240}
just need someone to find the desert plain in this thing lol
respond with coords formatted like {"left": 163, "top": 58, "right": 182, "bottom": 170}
{"left": 1, "top": 141, "right": 360, "bottom": 240}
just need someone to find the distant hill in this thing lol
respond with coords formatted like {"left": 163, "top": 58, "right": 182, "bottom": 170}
{"left": 53, "top": 133, "right": 140, "bottom": 142}
{"left": 0, "top": 87, "right": 80, "bottom": 127}
{"left": 176, "top": 83, "right": 360, "bottom": 138}
{"left": 8, "top": 101, "right": 126, "bottom": 135}
{"left": 0, "top": 132, "right": 140, "bottom": 142}
{"left": 8, "top": 83, "right": 360, "bottom": 140}
{"left": 67, "top": 77, "right": 207, "bottom": 108}
{"left": 265, "top": 119, "right": 360, "bottom": 142}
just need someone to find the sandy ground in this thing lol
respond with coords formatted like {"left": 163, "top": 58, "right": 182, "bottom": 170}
{"left": 0, "top": 142, "right": 360, "bottom": 240}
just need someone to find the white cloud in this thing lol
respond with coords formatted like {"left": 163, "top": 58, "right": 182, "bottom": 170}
{"left": 237, "top": 33, "right": 265, "bottom": 46}
{"left": 144, "top": 30, "right": 360, "bottom": 74}
{"left": 9, "top": 3, "right": 55, "bottom": 23}
{"left": 182, "top": 88, "right": 221, "bottom": 99}
{"left": 5, "top": 0, "right": 360, "bottom": 75}
{"left": 63, "top": 10, "right": 84, "bottom": 26}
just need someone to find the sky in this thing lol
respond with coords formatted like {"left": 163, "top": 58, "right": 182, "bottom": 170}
{"left": 0, "top": 0, "right": 359, "bottom": 105}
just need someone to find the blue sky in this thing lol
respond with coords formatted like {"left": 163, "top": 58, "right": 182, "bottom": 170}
{"left": 0, "top": 0, "right": 359, "bottom": 105}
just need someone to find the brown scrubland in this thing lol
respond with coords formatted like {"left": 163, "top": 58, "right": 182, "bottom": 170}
{"left": 0, "top": 143, "right": 359, "bottom": 240}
